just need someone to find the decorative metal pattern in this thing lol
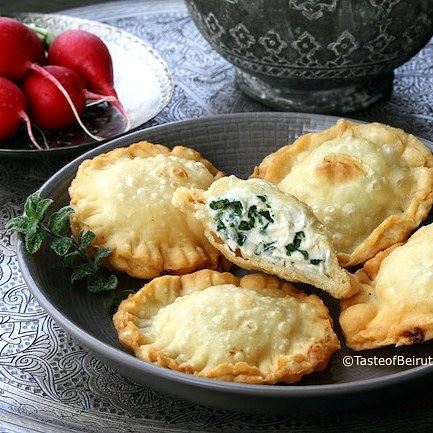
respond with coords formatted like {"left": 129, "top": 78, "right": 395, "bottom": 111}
{"left": 1, "top": 1, "right": 433, "bottom": 431}
{"left": 186, "top": 0, "right": 433, "bottom": 78}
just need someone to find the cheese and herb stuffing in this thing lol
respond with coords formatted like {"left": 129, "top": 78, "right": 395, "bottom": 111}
{"left": 172, "top": 176, "right": 356, "bottom": 299}
{"left": 208, "top": 191, "right": 327, "bottom": 272}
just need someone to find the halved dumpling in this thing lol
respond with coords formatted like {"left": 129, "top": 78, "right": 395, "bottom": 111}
{"left": 113, "top": 269, "right": 340, "bottom": 384}
{"left": 252, "top": 120, "right": 433, "bottom": 267}
{"left": 340, "top": 223, "right": 433, "bottom": 350}
{"left": 69, "top": 141, "right": 227, "bottom": 279}
{"left": 172, "top": 176, "right": 356, "bottom": 299}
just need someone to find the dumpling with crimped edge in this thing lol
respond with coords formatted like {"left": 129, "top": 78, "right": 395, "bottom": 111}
{"left": 251, "top": 119, "right": 433, "bottom": 267}
{"left": 340, "top": 223, "right": 433, "bottom": 350}
{"left": 69, "top": 141, "right": 228, "bottom": 279}
{"left": 172, "top": 175, "right": 356, "bottom": 299}
{"left": 113, "top": 269, "right": 340, "bottom": 384}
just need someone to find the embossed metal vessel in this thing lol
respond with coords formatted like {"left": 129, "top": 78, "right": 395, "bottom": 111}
{"left": 185, "top": 0, "right": 433, "bottom": 113}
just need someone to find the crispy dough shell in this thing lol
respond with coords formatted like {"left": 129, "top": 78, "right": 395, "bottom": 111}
{"left": 252, "top": 119, "right": 433, "bottom": 267}
{"left": 113, "top": 269, "right": 340, "bottom": 384}
{"left": 340, "top": 225, "right": 433, "bottom": 350}
{"left": 172, "top": 181, "right": 357, "bottom": 299}
{"left": 69, "top": 141, "right": 227, "bottom": 279}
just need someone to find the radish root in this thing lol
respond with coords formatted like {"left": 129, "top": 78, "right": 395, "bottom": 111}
{"left": 29, "top": 63, "right": 104, "bottom": 142}
{"left": 84, "top": 90, "right": 117, "bottom": 107}
{"left": 86, "top": 98, "right": 115, "bottom": 107}
{"left": 84, "top": 90, "right": 131, "bottom": 132}
{"left": 114, "top": 100, "right": 131, "bottom": 132}
{"left": 21, "top": 112, "right": 45, "bottom": 150}
{"left": 34, "top": 124, "right": 49, "bottom": 149}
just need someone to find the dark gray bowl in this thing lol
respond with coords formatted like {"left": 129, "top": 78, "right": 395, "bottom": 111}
{"left": 16, "top": 113, "right": 433, "bottom": 415}
{"left": 185, "top": 0, "right": 433, "bottom": 114}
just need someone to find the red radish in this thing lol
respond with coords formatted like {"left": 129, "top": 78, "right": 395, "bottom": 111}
{"left": 23, "top": 65, "right": 86, "bottom": 129}
{"left": 48, "top": 30, "right": 130, "bottom": 130}
{"left": 48, "top": 30, "right": 114, "bottom": 95}
{"left": 27, "top": 28, "right": 46, "bottom": 64}
{"left": 23, "top": 65, "right": 116, "bottom": 131}
{"left": 0, "top": 18, "right": 103, "bottom": 141}
{"left": 0, "top": 17, "right": 34, "bottom": 80}
{"left": 0, "top": 77, "right": 44, "bottom": 149}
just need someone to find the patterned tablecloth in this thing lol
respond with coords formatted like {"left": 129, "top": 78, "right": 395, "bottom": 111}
{"left": 1, "top": 1, "right": 433, "bottom": 432}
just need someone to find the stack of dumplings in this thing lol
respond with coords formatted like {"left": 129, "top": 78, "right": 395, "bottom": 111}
{"left": 68, "top": 120, "right": 433, "bottom": 385}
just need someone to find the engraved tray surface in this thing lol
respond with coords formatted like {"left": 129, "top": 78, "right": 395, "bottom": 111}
{"left": 2, "top": 1, "right": 433, "bottom": 432}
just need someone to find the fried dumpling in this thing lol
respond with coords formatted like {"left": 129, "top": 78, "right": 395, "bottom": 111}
{"left": 172, "top": 176, "right": 356, "bottom": 299}
{"left": 252, "top": 120, "right": 433, "bottom": 267}
{"left": 69, "top": 141, "right": 227, "bottom": 279}
{"left": 113, "top": 269, "right": 340, "bottom": 384}
{"left": 340, "top": 224, "right": 433, "bottom": 350}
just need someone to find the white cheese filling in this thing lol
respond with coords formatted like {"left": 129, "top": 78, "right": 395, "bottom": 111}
{"left": 207, "top": 189, "right": 331, "bottom": 275}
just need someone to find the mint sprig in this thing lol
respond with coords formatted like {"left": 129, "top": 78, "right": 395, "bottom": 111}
{"left": 7, "top": 192, "right": 118, "bottom": 293}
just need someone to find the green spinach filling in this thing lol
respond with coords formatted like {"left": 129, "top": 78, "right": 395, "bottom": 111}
{"left": 209, "top": 196, "right": 323, "bottom": 266}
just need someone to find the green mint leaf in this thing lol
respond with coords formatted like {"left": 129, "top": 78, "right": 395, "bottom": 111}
{"left": 6, "top": 216, "right": 32, "bottom": 234}
{"left": 257, "top": 195, "right": 267, "bottom": 202}
{"left": 310, "top": 259, "right": 323, "bottom": 265}
{"left": 25, "top": 226, "right": 45, "bottom": 254}
{"left": 35, "top": 197, "right": 53, "bottom": 221}
{"left": 104, "top": 288, "right": 134, "bottom": 314}
{"left": 87, "top": 276, "right": 104, "bottom": 293}
{"left": 103, "top": 274, "right": 118, "bottom": 291}
{"left": 88, "top": 274, "right": 118, "bottom": 293}
{"left": 71, "top": 263, "right": 94, "bottom": 283}
{"left": 94, "top": 247, "right": 111, "bottom": 270}
{"left": 48, "top": 206, "right": 74, "bottom": 237}
{"left": 64, "top": 251, "right": 80, "bottom": 267}
{"left": 24, "top": 192, "right": 42, "bottom": 220}
{"left": 50, "top": 237, "right": 73, "bottom": 256}
{"left": 78, "top": 231, "right": 95, "bottom": 250}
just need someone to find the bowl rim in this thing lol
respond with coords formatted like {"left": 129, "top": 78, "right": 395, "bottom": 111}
{"left": 16, "top": 111, "right": 433, "bottom": 398}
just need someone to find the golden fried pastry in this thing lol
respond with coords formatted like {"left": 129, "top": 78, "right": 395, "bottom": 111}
{"left": 113, "top": 269, "right": 340, "bottom": 384}
{"left": 69, "top": 141, "right": 226, "bottom": 279}
{"left": 172, "top": 176, "right": 356, "bottom": 299}
{"left": 252, "top": 120, "right": 433, "bottom": 267}
{"left": 340, "top": 223, "right": 433, "bottom": 350}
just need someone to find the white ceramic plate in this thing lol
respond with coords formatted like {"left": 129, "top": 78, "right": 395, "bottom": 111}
{"left": 0, "top": 13, "right": 173, "bottom": 156}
